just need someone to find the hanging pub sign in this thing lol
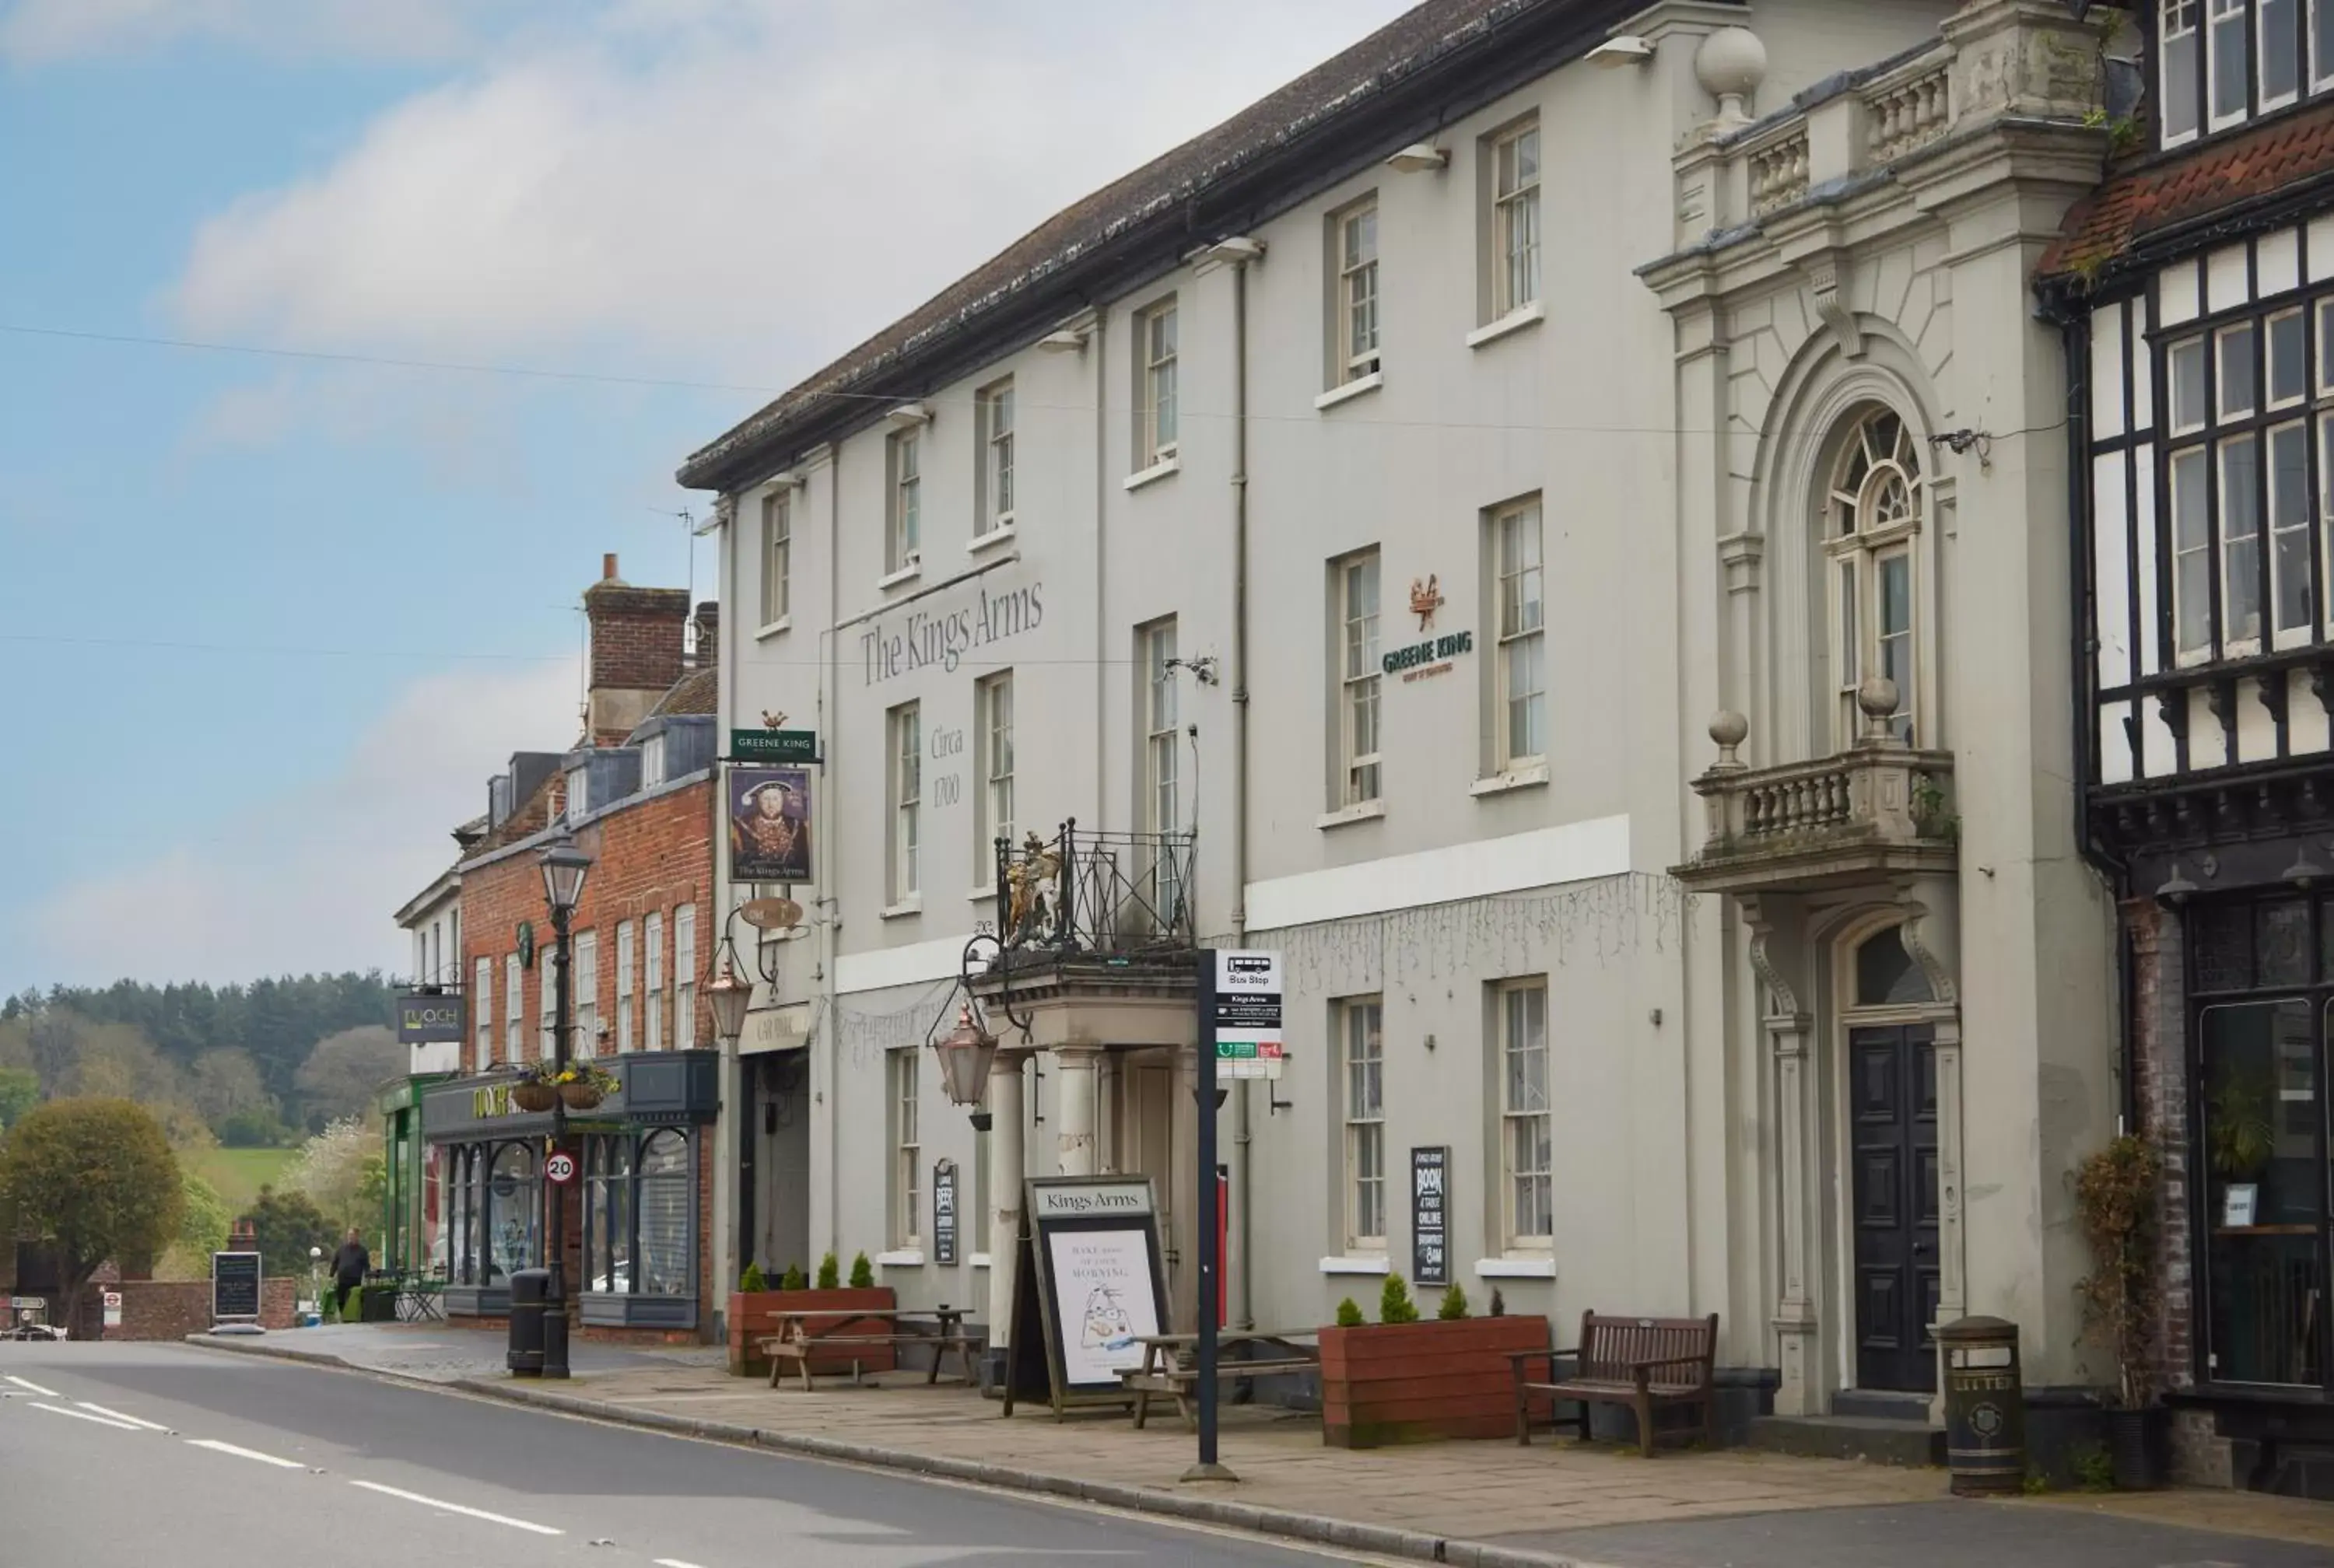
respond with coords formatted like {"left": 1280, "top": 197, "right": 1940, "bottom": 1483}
{"left": 1411, "top": 1146, "right": 1450, "bottom": 1287}
{"left": 933, "top": 1159, "right": 959, "bottom": 1266}
{"left": 1002, "top": 1175, "right": 1170, "bottom": 1419}
{"left": 395, "top": 992, "right": 464, "bottom": 1045}
{"left": 729, "top": 765, "right": 813, "bottom": 884}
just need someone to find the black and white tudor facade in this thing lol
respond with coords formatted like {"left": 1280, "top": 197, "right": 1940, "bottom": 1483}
{"left": 2052, "top": 0, "right": 2334, "bottom": 1498}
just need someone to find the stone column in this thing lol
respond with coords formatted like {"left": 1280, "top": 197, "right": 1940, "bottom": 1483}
{"left": 984, "top": 1050, "right": 1029, "bottom": 1374}
{"left": 1744, "top": 894, "right": 1821, "bottom": 1416}
{"left": 1054, "top": 1045, "right": 1102, "bottom": 1176}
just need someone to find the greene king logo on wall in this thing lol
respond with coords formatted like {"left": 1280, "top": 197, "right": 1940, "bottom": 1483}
{"left": 862, "top": 579, "right": 1044, "bottom": 685}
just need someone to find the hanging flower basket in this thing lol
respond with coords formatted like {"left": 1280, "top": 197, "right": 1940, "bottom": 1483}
{"left": 557, "top": 1081, "right": 605, "bottom": 1111}
{"left": 510, "top": 1081, "right": 558, "bottom": 1113}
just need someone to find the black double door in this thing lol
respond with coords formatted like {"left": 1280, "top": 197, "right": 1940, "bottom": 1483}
{"left": 1850, "top": 1024, "right": 1940, "bottom": 1394}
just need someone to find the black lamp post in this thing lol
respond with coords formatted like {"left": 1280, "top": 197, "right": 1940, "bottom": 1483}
{"left": 538, "top": 835, "right": 592, "bottom": 1381}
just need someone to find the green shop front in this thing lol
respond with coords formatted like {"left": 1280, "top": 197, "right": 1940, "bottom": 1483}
{"left": 377, "top": 1073, "right": 451, "bottom": 1278}
{"left": 422, "top": 1050, "right": 718, "bottom": 1332}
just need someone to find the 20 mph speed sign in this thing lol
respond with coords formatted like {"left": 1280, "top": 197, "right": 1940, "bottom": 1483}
{"left": 545, "top": 1151, "right": 578, "bottom": 1185}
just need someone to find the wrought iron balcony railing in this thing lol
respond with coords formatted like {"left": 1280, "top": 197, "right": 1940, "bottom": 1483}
{"left": 991, "top": 819, "right": 1196, "bottom": 957}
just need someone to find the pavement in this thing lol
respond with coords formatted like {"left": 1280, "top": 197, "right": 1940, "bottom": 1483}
{"left": 0, "top": 1339, "right": 1356, "bottom": 1568}
{"left": 162, "top": 1320, "right": 2334, "bottom": 1568}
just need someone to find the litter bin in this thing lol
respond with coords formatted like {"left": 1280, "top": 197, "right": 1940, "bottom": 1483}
{"left": 1938, "top": 1315, "right": 2024, "bottom": 1496}
{"left": 506, "top": 1267, "right": 549, "bottom": 1377}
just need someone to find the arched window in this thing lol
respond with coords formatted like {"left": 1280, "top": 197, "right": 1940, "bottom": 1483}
{"left": 1826, "top": 406, "right": 1922, "bottom": 747}
{"left": 1854, "top": 925, "right": 1936, "bottom": 1009}
{"left": 487, "top": 1142, "right": 539, "bottom": 1283}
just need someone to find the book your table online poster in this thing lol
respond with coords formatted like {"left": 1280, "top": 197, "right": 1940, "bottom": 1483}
{"left": 1046, "top": 1227, "right": 1158, "bottom": 1386}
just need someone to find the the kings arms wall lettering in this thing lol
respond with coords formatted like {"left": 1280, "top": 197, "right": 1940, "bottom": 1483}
{"left": 862, "top": 580, "right": 1044, "bottom": 685}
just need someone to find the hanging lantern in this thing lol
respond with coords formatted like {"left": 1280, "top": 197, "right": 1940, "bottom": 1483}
{"left": 930, "top": 1005, "right": 999, "bottom": 1108}
{"left": 705, "top": 965, "right": 753, "bottom": 1045}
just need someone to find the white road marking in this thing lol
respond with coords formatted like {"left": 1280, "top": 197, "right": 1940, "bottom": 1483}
{"left": 74, "top": 1402, "right": 169, "bottom": 1432}
{"left": 27, "top": 1402, "right": 142, "bottom": 1431}
{"left": 5, "top": 1375, "right": 60, "bottom": 1397}
{"left": 349, "top": 1479, "right": 564, "bottom": 1536}
{"left": 186, "top": 1438, "right": 307, "bottom": 1469}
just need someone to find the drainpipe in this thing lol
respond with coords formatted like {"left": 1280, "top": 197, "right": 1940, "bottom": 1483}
{"left": 1228, "top": 249, "right": 1255, "bottom": 1333}
{"left": 826, "top": 449, "right": 844, "bottom": 1251}
{"left": 2048, "top": 294, "right": 2138, "bottom": 1136}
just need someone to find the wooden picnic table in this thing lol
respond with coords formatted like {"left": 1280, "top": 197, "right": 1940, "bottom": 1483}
{"left": 1119, "top": 1329, "right": 1320, "bottom": 1430}
{"left": 758, "top": 1306, "right": 980, "bottom": 1391}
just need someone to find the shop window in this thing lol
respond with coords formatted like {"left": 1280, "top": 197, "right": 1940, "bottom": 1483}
{"left": 488, "top": 1143, "right": 540, "bottom": 1284}
{"left": 639, "top": 1131, "right": 692, "bottom": 1296}
{"left": 585, "top": 1137, "right": 633, "bottom": 1293}
{"left": 2203, "top": 999, "right": 2325, "bottom": 1386}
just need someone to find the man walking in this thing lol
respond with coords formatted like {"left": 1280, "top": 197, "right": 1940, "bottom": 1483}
{"left": 329, "top": 1228, "right": 370, "bottom": 1319}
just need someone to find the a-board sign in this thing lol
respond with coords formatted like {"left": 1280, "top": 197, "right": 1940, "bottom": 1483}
{"left": 1001, "top": 1175, "right": 1170, "bottom": 1418}
{"left": 212, "top": 1251, "right": 263, "bottom": 1321}
{"left": 1411, "top": 1146, "right": 1450, "bottom": 1286}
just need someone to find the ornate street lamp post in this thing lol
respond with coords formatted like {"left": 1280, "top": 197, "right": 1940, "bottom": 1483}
{"left": 537, "top": 836, "right": 592, "bottom": 1381}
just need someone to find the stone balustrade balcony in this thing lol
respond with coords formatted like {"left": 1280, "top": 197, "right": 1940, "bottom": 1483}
{"left": 1675, "top": 683, "right": 1957, "bottom": 896}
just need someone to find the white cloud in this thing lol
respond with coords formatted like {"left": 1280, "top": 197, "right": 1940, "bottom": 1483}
{"left": 168, "top": 0, "right": 1418, "bottom": 383}
{"left": 0, "top": 0, "right": 538, "bottom": 63}
{"left": 19, "top": 656, "right": 580, "bottom": 988}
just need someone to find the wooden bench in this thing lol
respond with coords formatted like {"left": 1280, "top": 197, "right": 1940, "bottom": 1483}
{"left": 1509, "top": 1311, "right": 1718, "bottom": 1457}
{"left": 759, "top": 1307, "right": 980, "bottom": 1391}
{"left": 1119, "top": 1332, "right": 1319, "bottom": 1430}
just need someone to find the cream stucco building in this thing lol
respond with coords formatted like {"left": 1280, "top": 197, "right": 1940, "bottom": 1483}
{"left": 682, "top": 0, "right": 2122, "bottom": 1436}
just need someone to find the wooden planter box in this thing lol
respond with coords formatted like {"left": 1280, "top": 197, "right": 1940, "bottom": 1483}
{"left": 1319, "top": 1314, "right": 1550, "bottom": 1447}
{"left": 726, "top": 1286, "right": 896, "bottom": 1378}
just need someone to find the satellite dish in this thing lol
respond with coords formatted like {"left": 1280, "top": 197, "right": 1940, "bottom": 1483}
{"left": 741, "top": 898, "right": 803, "bottom": 931}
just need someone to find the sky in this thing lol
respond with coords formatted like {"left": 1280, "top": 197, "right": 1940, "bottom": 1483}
{"left": 0, "top": 0, "right": 1418, "bottom": 996}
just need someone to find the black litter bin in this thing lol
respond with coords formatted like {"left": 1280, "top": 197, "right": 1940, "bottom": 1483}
{"left": 506, "top": 1267, "right": 549, "bottom": 1377}
{"left": 1938, "top": 1315, "right": 2025, "bottom": 1496}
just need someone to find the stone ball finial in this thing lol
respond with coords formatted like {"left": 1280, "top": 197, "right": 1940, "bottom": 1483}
{"left": 1856, "top": 675, "right": 1899, "bottom": 718}
{"left": 1695, "top": 26, "right": 1767, "bottom": 124}
{"left": 1708, "top": 709, "right": 1748, "bottom": 768}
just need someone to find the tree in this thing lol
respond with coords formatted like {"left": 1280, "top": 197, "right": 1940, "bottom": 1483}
{"left": 0, "top": 1098, "right": 183, "bottom": 1329}
{"left": 294, "top": 1027, "right": 401, "bottom": 1129}
{"left": 188, "top": 1049, "right": 275, "bottom": 1133}
{"left": 177, "top": 1172, "right": 232, "bottom": 1259}
{"left": 289, "top": 1117, "right": 381, "bottom": 1231}
{"left": 246, "top": 1185, "right": 335, "bottom": 1282}
{"left": 0, "top": 1066, "right": 37, "bottom": 1131}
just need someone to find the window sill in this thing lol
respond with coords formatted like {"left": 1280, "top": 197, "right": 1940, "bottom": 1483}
{"left": 1474, "top": 1256, "right": 1554, "bottom": 1279}
{"left": 1316, "top": 800, "right": 1386, "bottom": 831}
{"left": 877, "top": 560, "right": 923, "bottom": 591}
{"left": 1313, "top": 371, "right": 1384, "bottom": 412}
{"left": 755, "top": 614, "right": 792, "bottom": 640}
{"left": 1470, "top": 763, "right": 1550, "bottom": 798}
{"left": 1319, "top": 1254, "right": 1391, "bottom": 1276}
{"left": 1123, "top": 457, "right": 1180, "bottom": 492}
{"left": 966, "top": 523, "right": 1017, "bottom": 555}
{"left": 969, "top": 885, "right": 997, "bottom": 902}
{"left": 969, "top": 1252, "right": 991, "bottom": 1269}
{"left": 881, "top": 898, "right": 923, "bottom": 921}
{"left": 1467, "top": 301, "right": 1545, "bottom": 349}
{"left": 874, "top": 1249, "right": 925, "bottom": 1269}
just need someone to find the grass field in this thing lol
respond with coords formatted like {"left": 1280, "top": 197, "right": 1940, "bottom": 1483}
{"left": 186, "top": 1145, "right": 299, "bottom": 1210}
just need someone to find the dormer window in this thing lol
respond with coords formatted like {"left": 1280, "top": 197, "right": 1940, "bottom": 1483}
{"left": 567, "top": 768, "right": 587, "bottom": 824}
{"left": 643, "top": 734, "right": 667, "bottom": 789}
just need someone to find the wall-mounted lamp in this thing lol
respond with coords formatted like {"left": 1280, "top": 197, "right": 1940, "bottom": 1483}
{"left": 1205, "top": 235, "right": 1266, "bottom": 264}
{"left": 1589, "top": 34, "right": 1656, "bottom": 68}
{"left": 1037, "top": 327, "right": 1089, "bottom": 354}
{"left": 885, "top": 403, "right": 933, "bottom": 430}
{"left": 1385, "top": 142, "right": 1449, "bottom": 173}
{"left": 761, "top": 467, "right": 809, "bottom": 492}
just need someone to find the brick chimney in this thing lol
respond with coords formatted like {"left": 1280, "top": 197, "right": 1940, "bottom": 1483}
{"left": 584, "top": 554, "right": 691, "bottom": 747}
{"left": 691, "top": 601, "right": 719, "bottom": 669}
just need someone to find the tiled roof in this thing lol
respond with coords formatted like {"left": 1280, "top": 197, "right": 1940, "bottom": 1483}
{"left": 2039, "top": 101, "right": 2334, "bottom": 285}
{"left": 471, "top": 770, "right": 561, "bottom": 857}
{"left": 676, "top": 0, "right": 1580, "bottom": 489}
{"left": 648, "top": 666, "right": 717, "bottom": 719}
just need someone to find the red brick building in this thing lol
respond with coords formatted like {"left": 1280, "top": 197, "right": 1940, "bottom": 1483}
{"left": 421, "top": 556, "right": 724, "bottom": 1342}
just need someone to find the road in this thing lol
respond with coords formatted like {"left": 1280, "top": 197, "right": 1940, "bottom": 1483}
{"left": 0, "top": 1342, "right": 1361, "bottom": 1568}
